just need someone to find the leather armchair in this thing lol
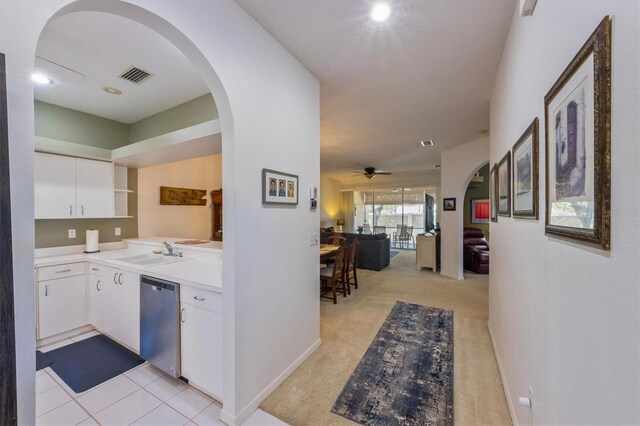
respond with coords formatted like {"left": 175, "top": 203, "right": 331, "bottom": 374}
{"left": 463, "top": 227, "right": 489, "bottom": 274}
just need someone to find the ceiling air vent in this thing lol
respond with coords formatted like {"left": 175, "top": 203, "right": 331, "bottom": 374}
{"left": 119, "top": 66, "right": 152, "bottom": 84}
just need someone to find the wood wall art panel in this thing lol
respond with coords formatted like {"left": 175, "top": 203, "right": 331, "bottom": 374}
{"left": 160, "top": 186, "right": 207, "bottom": 206}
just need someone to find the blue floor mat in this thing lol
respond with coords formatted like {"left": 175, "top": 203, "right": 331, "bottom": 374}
{"left": 47, "top": 334, "right": 144, "bottom": 393}
{"left": 36, "top": 350, "right": 52, "bottom": 371}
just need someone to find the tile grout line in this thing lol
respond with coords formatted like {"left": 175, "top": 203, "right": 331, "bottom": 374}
{"left": 90, "top": 375, "right": 144, "bottom": 419}
{"left": 122, "top": 388, "right": 164, "bottom": 426}
{"left": 38, "top": 370, "right": 99, "bottom": 425}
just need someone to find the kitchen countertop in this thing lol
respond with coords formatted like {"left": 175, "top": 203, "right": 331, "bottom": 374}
{"left": 125, "top": 237, "right": 223, "bottom": 252}
{"left": 35, "top": 238, "right": 222, "bottom": 293}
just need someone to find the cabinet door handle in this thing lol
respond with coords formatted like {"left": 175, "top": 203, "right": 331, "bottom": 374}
{"left": 70, "top": 205, "right": 73, "bottom": 216}
{"left": 44, "top": 285, "right": 48, "bottom": 297}
{"left": 81, "top": 205, "right": 84, "bottom": 216}
{"left": 180, "top": 308, "right": 186, "bottom": 323}
{"left": 92, "top": 267, "right": 99, "bottom": 271}
{"left": 113, "top": 273, "right": 118, "bottom": 285}
{"left": 193, "top": 296, "right": 206, "bottom": 302}
{"left": 56, "top": 269, "right": 71, "bottom": 274}
{"left": 96, "top": 280, "right": 101, "bottom": 291}
{"left": 118, "top": 273, "right": 123, "bottom": 285}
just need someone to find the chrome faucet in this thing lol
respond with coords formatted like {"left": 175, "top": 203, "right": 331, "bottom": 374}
{"left": 163, "top": 241, "right": 175, "bottom": 256}
{"left": 162, "top": 242, "right": 183, "bottom": 257}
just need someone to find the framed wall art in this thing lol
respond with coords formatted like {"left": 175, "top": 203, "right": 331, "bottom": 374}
{"left": 544, "top": 16, "right": 611, "bottom": 250}
{"left": 497, "top": 152, "right": 511, "bottom": 217}
{"left": 443, "top": 198, "right": 456, "bottom": 211}
{"left": 471, "top": 199, "right": 490, "bottom": 224}
{"left": 262, "top": 169, "right": 299, "bottom": 205}
{"left": 513, "top": 118, "right": 539, "bottom": 218}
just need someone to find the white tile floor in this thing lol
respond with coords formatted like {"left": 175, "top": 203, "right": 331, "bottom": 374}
{"left": 36, "top": 331, "right": 287, "bottom": 426}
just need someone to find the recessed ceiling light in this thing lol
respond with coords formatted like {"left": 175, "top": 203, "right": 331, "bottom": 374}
{"left": 371, "top": 3, "right": 391, "bottom": 22}
{"left": 102, "top": 86, "right": 122, "bottom": 95}
{"left": 31, "top": 73, "right": 53, "bottom": 85}
{"left": 420, "top": 140, "right": 434, "bottom": 147}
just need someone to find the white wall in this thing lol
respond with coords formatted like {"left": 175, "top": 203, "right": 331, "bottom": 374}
{"left": 489, "top": 2, "right": 640, "bottom": 425}
{"left": 138, "top": 155, "right": 221, "bottom": 239}
{"left": 0, "top": 1, "right": 320, "bottom": 424}
{"left": 440, "top": 137, "right": 489, "bottom": 279}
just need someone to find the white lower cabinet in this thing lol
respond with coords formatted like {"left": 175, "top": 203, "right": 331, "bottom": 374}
{"left": 37, "top": 264, "right": 87, "bottom": 339}
{"left": 181, "top": 287, "right": 223, "bottom": 400}
{"left": 89, "top": 264, "right": 140, "bottom": 352}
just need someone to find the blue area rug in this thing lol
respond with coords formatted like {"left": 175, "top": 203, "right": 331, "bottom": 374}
{"left": 47, "top": 335, "right": 144, "bottom": 393}
{"left": 332, "top": 302, "right": 454, "bottom": 425}
{"left": 390, "top": 250, "right": 400, "bottom": 258}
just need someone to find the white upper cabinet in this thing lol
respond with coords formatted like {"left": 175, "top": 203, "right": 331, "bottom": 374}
{"left": 35, "top": 153, "right": 76, "bottom": 219}
{"left": 35, "top": 152, "right": 115, "bottom": 219}
{"left": 76, "top": 158, "right": 114, "bottom": 218}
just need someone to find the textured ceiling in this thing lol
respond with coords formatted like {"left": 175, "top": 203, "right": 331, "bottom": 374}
{"left": 35, "top": 11, "right": 210, "bottom": 124}
{"left": 237, "top": 0, "right": 515, "bottom": 181}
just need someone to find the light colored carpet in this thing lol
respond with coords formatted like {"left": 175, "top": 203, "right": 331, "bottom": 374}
{"left": 260, "top": 250, "right": 512, "bottom": 425}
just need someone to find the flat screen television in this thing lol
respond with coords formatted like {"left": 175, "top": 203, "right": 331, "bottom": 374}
{"left": 425, "top": 194, "right": 435, "bottom": 232}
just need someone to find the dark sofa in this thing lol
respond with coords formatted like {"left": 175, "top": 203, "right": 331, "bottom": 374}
{"left": 463, "top": 227, "right": 489, "bottom": 274}
{"left": 320, "top": 232, "right": 391, "bottom": 271}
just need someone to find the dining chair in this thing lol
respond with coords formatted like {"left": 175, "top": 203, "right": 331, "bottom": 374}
{"left": 397, "top": 225, "right": 415, "bottom": 248}
{"left": 373, "top": 225, "right": 386, "bottom": 234}
{"left": 345, "top": 238, "right": 359, "bottom": 292}
{"left": 328, "top": 233, "right": 346, "bottom": 246}
{"left": 363, "top": 223, "right": 372, "bottom": 234}
{"left": 393, "top": 224, "right": 404, "bottom": 247}
{"left": 320, "top": 243, "right": 348, "bottom": 304}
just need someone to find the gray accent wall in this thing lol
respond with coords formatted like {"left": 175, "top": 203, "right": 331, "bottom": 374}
{"left": 35, "top": 169, "right": 138, "bottom": 248}
{"left": 128, "top": 94, "right": 218, "bottom": 143}
{"left": 35, "top": 101, "right": 129, "bottom": 149}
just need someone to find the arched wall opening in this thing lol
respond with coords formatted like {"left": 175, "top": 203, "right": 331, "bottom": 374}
{"left": 30, "top": 0, "right": 239, "bottom": 421}
{"left": 440, "top": 137, "right": 490, "bottom": 280}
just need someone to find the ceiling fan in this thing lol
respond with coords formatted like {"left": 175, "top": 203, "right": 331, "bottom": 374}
{"left": 353, "top": 167, "right": 392, "bottom": 179}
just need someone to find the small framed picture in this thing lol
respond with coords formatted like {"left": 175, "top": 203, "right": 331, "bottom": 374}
{"left": 471, "top": 199, "right": 490, "bottom": 223}
{"left": 262, "top": 169, "right": 298, "bottom": 205}
{"left": 490, "top": 164, "right": 498, "bottom": 222}
{"left": 544, "top": 17, "right": 611, "bottom": 250}
{"left": 443, "top": 198, "right": 456, "bottom": 211}
{"left": 497, "top": 152, "right": 511, "bottom": 217}
{"left": 513, "top": 118, "right": 539, "bottom": 219}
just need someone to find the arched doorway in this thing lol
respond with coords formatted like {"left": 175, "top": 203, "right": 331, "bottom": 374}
{"left": 27, "top": 1, "right": 236, "bottom": 424}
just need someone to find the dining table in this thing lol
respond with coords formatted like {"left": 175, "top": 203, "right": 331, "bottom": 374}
{"left": 320, "top": 244, "right": 339, "bottom": 263}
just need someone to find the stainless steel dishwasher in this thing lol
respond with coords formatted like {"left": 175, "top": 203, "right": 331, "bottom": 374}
{"left": 140, "top": 275, "right": 181, "bottom": 378}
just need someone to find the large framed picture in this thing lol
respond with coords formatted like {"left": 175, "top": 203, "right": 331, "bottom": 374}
{"left": 262, "top": 168, "right": 298, "bottom": 205}
{"left": 513, "top": 118, "right": 539, "bottom": 218}
{"left": 544, "top": 16, "right": 611, "bottom": 250}
{"left": 497, "top": 152, "right": 511, "bottom": 217}
{"left": 490, "top": 164, "right": 498, "bottom": 222}
{"left": 471, "top": 199, "right": 490, "bottom": 224}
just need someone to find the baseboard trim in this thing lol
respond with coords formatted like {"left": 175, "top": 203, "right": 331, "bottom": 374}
{"left": 487, "top": 321, "right": 518, "bottom": 426}
{"left": 220, "top": 338, "right": 322, "bottom": 425}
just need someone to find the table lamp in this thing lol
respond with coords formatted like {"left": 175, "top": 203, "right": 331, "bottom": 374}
{"left": 336, "top": 219, "right": 345, "bottom": 232}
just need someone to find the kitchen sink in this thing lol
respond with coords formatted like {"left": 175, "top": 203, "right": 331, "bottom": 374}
{"left": 112, "top": 254, "right": 188, "bottom": 267}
